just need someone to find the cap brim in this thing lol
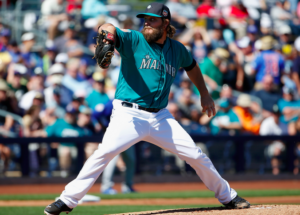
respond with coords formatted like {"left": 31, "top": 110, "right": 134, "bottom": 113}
{"left": 136, "top": 13, "right": 162, "bottom": 18}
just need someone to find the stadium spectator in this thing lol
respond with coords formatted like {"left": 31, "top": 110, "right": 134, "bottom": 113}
{"left": 200, "top": 48, "right": 230, "bottom": 99}
{"left": 233, "top": 94, "right": 261, "bottom": 135}
{"left": 81, "top": 0, "right": 108, "bottom": 20}
{"left": 292, "top": 37, "right": 300, "bottom": 95}
{"left": 23, "top": 105, "right": 44, "bottom": 176}
{"left": 43, "top": 45, "right": 57, "bottom": 74}
{"left": 20, "top": 33, "right": 43, "bottom": 73}
{"left": 86, "top": 16, "right": 106, "bottom": 54}
{"left": 246, "top": 25, "right": 258, "bottom": 49}
{"left": 6, "top": 64, "right": 28, "bottom": 102}
{"left": 66, "top": 0, "right": 83, "bottom": 15}
{"left": 277, "top": 86, "right": 300, "bottom": 124}
{"left": 196, "top": 0, "right": 221, "bottom": 18}
{"left": 0, "top": 142, "right": 10, "bottom": 176}
{"left": 235, "top": 36, "right": 256, "bottom": 91}
{"left": 270, "top": 0, "right": 293, "bottom": 33}
{"left": 210, "top": 25, "right": 228, "bottom": 50}
{"left": 178, "top": 27, "right": 211, "bottom": 63}
{"left": 252, "top": 36, "right": 285, "bottom": 90}
{"left": 0, "top": 79, "right": 15, "bottom": 135}
{"left": 260, "top": 105, "right": 287, "bottom": 175}
{"left": 62, "top": 58, "right": 92, "bottom": 94}
{"left": 200, "top": 98, "right": 241, "bottom": 135}
{"left": 289, "top": 116, "right": 300, "bottom": 175}
{"left": 165, "top": 0, "right": 197, "bottom": 31}
{"left": 54, "top": 22, "right": 84, "bottom": 58}
{"left": 85, "top": 71, "right": 109, "bottom": 110}
{"left": 0, "top": 29, "right": 11, "bottom": 52}
{"left": 40, "top": 0, "right": 68, "bottom": 42}
{"left": 177, "top": 88, "right": 197, "bottom": 121}
{"left": 19, "top": 75, "right": 45, "bottom": 111}
{"left": 251, "top": 75, "right": 282, "bottom": 118}
{"left": 6, "top": 41, "right": 21, "bottom": 64}
{"left": 44, "top": 105, "right": 91, "bottom": 177}
{"left": 219, "top": 84, "right": 237, "bottom": 105}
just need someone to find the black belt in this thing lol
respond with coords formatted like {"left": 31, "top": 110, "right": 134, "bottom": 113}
{"left": 121, "top": 102, "right": 161, "bottom": 113}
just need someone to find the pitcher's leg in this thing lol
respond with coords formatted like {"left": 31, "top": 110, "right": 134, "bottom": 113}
{"left": 59, "top": 110, "right": 146, "bottom": 208}
{"left": 101, "top": 154, "right": 119, "bottom": 192}
{"left": 149, "top": 114, "right": 236, "bottom": 204}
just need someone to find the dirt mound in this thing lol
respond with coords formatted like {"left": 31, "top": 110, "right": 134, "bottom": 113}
{"left": 111, "top": 205, "right": 300, "bottom": 215}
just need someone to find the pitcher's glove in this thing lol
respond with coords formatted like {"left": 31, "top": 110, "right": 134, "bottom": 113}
{"left": 93, "top": 30, "right": 115, "bottom": 69}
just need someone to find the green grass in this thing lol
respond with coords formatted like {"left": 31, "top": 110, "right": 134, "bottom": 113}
{"left": 0, "top": 189, "right": 299, "bottom": 201}
{"left": 0, "top": 204, "right": 219, "bottom": 215}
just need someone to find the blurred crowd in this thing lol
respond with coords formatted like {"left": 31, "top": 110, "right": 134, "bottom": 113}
{"left": 0, "top": 0, "right": 300, "bottom": 177}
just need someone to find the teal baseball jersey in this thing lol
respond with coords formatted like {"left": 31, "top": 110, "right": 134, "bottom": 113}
{"left": 115, "top": 27, "right": 193, "bottom": 109}
{"left": 45, "top": 119, "right": 91, "bottom": 146}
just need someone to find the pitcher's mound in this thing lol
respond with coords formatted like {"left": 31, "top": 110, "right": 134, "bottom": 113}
{"left": 112, "top": 205, "right": 300, "bottom": 215}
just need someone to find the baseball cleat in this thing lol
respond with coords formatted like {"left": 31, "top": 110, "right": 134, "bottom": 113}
{"left": 44, "top": 199, "right": 73, "bottom": 215}
{"left": 223, "top": 195, "right": 250, "bottom": 209}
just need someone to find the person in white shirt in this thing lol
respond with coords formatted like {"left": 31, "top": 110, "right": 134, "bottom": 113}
{"left": 259, "top": 104, "right": 286, "bottom": 175}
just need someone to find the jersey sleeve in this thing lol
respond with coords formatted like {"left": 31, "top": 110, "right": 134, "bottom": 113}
{"left": 115, "top": 27, "right": 140, "bottom": 59}
{"left": 179, "top": 43, "right": 193, "bottom": 68}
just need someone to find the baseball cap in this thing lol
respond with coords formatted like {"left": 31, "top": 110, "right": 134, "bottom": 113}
{"left": 278, "top": 25, "right": 291, "bottom": 35}
{"left": 34, "top": 92, "right": 44, "bottom": 100}
{"left": 34, "top": 67, "right": 43, "bottom": 76}
{"left": 213, "top": 48, "right": 230, "bottom": 60}
{"left": 247, "top": 25, "right": 258, "bottom": 34}
{"left": 65, "top": 105, "right": 77, "bottom": 114}
{"left": 237, "top": 94, "right": 251, "bottom": 108}
{"left": 21, "top": 32, "right": 35, "bottom": 42}
{"left": 46, "top": 45, "right": 57, "bottom": 52}
{"left": 49, "top": 63, "right": 65, "bottom": 75}
{"left": 92, "top": 71, "right": 105, "bottom": 83}
{"left": 55, "top": 53, "right": 69, "bottom": 64}
{"left": 79, "top": 105, "right": 92, "bottom": 115}
{"left": 237, "top": 36, "right": 251, "bottom": 49}
{"left": 14, "top": 64, "right": 27, "bottom": 75}
{"left": 136, "top": 3, "right": 171, "bottom": 21}
{"left": 294, "top": 36, "right": 300, "bottom": 52}
{"left": 0, "top": 29, "right": 11, "bottom": 37}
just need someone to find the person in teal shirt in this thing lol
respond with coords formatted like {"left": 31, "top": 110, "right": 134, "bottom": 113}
{"left": 45, "top": 106, "right": 91, "bottom": 177}
{"left": 85, "top": 72, "right": 110, "bottom": 110}
{"left": 209, "top": 99, "right": 241, "bottom": 135}
{"left": 278, "top": 86, "right": 300, "bottom": 124}
{"left": 45, "top": 3, "right": 250, "bottom": 214}
{"left": 199, "top": 48, "right": 230, "bottom": 99}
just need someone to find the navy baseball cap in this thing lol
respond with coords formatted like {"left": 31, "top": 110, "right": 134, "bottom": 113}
{"left": 247, "top": 25, "right": 258, "bottom": 34}
{"left": 136, "top": 2, "right": 171, "bottom": 20}
{"left": 0, "top": 29, "right": 11, "bottom": 37}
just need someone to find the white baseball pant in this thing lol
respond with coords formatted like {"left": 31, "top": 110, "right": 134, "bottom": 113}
{"left": 60, "top": 99, "right": 237, "bottom": 208}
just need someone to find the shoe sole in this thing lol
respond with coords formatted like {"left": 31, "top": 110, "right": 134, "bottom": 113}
{"left": 44, "top": 210, "right": 71, "bottom": 215}
{"left": 226, "top": 204, "right": 250, "bottom": 209}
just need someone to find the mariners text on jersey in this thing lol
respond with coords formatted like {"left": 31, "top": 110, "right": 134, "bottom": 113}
{"left": 139, "top": 54, "right": 176, "bottom": 77}
{"left": 115, "top": 27, "right": 193, "bottom": 109}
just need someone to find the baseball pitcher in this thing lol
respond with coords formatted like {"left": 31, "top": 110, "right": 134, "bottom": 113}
{"left": 44, "top": 3, "right": 250, "bottom": 215}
